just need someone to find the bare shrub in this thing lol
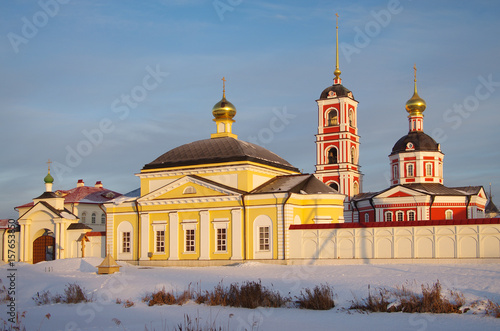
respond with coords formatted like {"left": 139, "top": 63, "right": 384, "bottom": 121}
{"left": 63, "top": 283, "right": 92, "bottom": 304}
{"left": 32, "top": 283, "right": 91, "bottom": 305}
{"left": 485, "top": 300, "right": 500, "bottom": 318}
{"left": 350, "top": 281, "right": 465, "bottom": 314}
{"left": 142, "top": 286, "right": 193, "bottom": 306}
{"left": 0, "top": 280, "right": 12, "bottom": 303}
{"left": 295, "top": 284, "right": 335, "bottom": 310}
{"left": 198, "top": 280, "right": 290, "bottom": 309}
{"left": 350, "top": 285, "right": 391, "bottom": 312}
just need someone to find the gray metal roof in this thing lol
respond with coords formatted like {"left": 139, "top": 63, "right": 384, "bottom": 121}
{"left": 143, "top": 137, "right": 299, "bottom": 172}
{"left": 252, "top": 174, "right": 337, "bottom": 194}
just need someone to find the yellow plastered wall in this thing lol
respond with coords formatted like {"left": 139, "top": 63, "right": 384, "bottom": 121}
{"left": 209, "top": 209, "right": 232, "bottom": 260}
{"left": 112, "top": 212, "right": 139, "bottom": 261}
{"left": 246, "top": 205, "right": 280, "bottom": 260}
{"left": 149, "top": 212, "right": 169, "bottom": 260}
{"left": 139, "top": 161, "right": 300, "bottom": 195}
{"left": 178, "top": 210, "right": 200, "bottom": 260}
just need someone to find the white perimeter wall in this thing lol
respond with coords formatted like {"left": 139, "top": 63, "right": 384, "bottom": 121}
{"left": 289, "top": 224, "right": 500, "bottom": 260}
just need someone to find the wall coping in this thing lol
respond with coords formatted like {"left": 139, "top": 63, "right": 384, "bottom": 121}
{"left": 289, "top": 218, "right": 500, "bottom": 230}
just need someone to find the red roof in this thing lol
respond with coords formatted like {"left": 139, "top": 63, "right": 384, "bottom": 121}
{"left": 15, "top": 185, "right": 122, "bottom": 209}
{"left": 0, "top": 219, "right": 15, "bottom": 229}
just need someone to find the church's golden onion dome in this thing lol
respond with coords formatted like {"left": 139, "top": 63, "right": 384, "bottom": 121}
{"left": 405, "top": 89, "right": 426, "bottom": 115}
{"left": 212, "top": 96, "right": 236, "bottom": 120}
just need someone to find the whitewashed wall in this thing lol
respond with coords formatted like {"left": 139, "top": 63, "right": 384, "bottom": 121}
{"left": 289, "top": 223, "right": 500, "bottom": 260}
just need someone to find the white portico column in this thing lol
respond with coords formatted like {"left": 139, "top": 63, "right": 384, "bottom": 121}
{"left": 168, "top": 212, "right": 179, "bottom": 260}
{"left": 54, "top": 220, "right": 60, "bottom": 260}
{"left": 199, "top": 210, "right": 210, "bottom": 260}
{"left": 140, "top": 213, "right": 150, "bottom": 261}
{"left": 231, "top": 209, "right": 243, "bottom": 260}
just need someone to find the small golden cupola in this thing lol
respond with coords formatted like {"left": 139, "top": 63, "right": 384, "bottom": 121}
{"left": 211, "top": 77, "right": 237, "bottom": 139}
{"left": 405, "top": 64, "right": 427, "bottom": 132}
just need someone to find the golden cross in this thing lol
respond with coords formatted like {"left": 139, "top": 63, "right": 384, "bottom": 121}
{"left": 222, "top": 77, "right": 226, "bottom": 97}
{"left": 47, "top": 159, "right": 52, "bottom": 172}
{"left": 335, "top": 13, "right": 339, "bottom": 28}
{"left": 413, "top": 64, "right": 417, "bottom": 82}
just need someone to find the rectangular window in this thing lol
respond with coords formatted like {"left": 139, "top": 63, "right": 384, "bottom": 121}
{"left": 156, "top": 230, "right": 165, "bottom": 253}
{"left": 122, "top": 232, "right": 130, "bottom": 253}
{"left": 426, "top": 163, "right": 433, "bottom": 176}
{"left": 185, "top": 229, "right": 195, "bottom": 252}
{"left": 408, "top": 211, "right": 415, "bottom": 221}
{"left": 259, "top": 226, "right": 270, "bottom": 251}
{"left": 407, "top": 164, "right": 414, "bottom": 177}
{"left": 216, "top": 228, "right": 227, "bottom": 252}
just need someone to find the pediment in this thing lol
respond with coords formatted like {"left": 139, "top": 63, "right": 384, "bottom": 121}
{"left": 376, "top": 186, "right": 427, "bottom": 199}
{"left": 19, "top": 201, "right": 77, "bottom": 222}
{"left": 138, "top": 175, "right": 242, "bottom": 202}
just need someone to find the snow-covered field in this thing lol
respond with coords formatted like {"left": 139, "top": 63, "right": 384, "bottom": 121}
{"left": 2, "top": 258, "right": 500, "bottom": 330}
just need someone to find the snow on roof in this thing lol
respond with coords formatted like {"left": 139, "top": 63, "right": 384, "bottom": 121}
{"left": 60, "top": 211, "right": 77, "bottom": 220}
{"left": 16, "top": 185, "right": 123, "bottom": 209}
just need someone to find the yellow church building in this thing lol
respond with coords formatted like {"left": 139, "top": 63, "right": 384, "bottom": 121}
{"left": 105, "top": 81, "right": 346, "bottom": 265}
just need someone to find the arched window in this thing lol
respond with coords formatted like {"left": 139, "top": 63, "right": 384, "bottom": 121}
{"left": 407, "top": 164, "right": 414, "bottom": 177}
{"left": 348, "top": 109, "right": 354, "bottom": 127}
{"left": 329, "top": 182, "right": 339, "bottom": 191}
{"left": 385, "top": 211, "right": 393, "bottom": 222}
{"left": 351, "top": 147, "right": 356, "bottom": 164}
{"left": 328, "top": 148, "right": 338, "bottom": 164}
{"left": 101, "top": 213, "right": 106, "bottom": 224}
{"left": 396, "top": 211, "right": 404, "bottom": 222}
{"left": 91, "top": 213, "right": 96, "bottom": 224}
{"left": 353, "top": 182, "right": 359, "bottom": 195}
{"left": 81, "top": 212, "right": 87, "bottom": 223}
{"left": 426, "top": 163, "right": 433, "bottom": 176}
{"left": 408, "top": 210, "right": 416, "bottom": 221}
{"left": 183, "top": 186, "right": 197, "bottom": 194}
{"left": 364, "top": 214, "right": 370, "bottom": 222}
{"left": 445, "top": 210, "right": 453, "bottom": 220}
{"left": 393, "top": 165, "right": 399, "bottom": 180}
{"left": 328, "top": 109, "right": 338, "bottom": 126}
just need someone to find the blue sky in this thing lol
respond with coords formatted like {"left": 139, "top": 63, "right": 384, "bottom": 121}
{"left": 1, "top": 0, "right": 499, "bottom": 219}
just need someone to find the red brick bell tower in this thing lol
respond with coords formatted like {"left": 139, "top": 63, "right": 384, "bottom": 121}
{"left": 314, "top": 14, "right": 362, "bottom": 222}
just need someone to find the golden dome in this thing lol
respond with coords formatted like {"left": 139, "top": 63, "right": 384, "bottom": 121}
{"left": 405, "top": 64, "right": 426, "bottom": 115}
{"left": 405, "top": 88, "right": 426, "bottom": 115}
{"left": 212, "top": 96, "right": 236, "bottom": 120}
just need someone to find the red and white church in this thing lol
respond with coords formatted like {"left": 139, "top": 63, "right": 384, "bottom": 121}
{"left": 313, "top": 22, "right": 487, "bottom": 223}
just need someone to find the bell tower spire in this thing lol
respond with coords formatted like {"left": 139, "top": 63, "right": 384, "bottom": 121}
{"left": 314, "top": 13, "right": 362, "bottom": 222}
{"left": 333, "top": 13, "right": 342, "bottom": 85}
{"left": 405, "top": 64, "right": 427, "bottom": 132}
{"left": 211, "top": 77, "right": 238, "bottom": 139}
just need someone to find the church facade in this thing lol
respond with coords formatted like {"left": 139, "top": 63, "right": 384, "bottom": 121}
{"left": 14, "top": 171, "right": 120, "bottom": 264}
{"left": 104, "top": 84, "right": 345, "bottom": 264}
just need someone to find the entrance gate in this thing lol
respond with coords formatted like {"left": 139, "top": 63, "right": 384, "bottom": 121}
{"left": 33, "top": 235, "right": 55, "bottom": 264}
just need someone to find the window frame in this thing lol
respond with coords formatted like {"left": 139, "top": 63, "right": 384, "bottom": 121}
{"left": 259, "top": 226, "right": 270, "bottom": 251}
{"left": 91, "top": 212, "right": 96, "bottom": 224}
{"left": 408, "top": 210, "right": 416, "bottom": 222}
{"left": 156, "top": 230, "right": 165, "bottom": 253}
{"left": 122, "top": 232, "right": 131, "bottom": 253}
{"left": 407, "top": 163, "right": 414, "bottom": 177}
{"left": 185, "top": 229, "right": 196, "bottom": 253}
{"left": 396, "top": 211, "right": 404, "bottom": 222}
{"left": 216, "top": 228, "right": 227, "bottom": 252}
{"left": 385, "top": 211, "right": 393, "bottom": 222}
